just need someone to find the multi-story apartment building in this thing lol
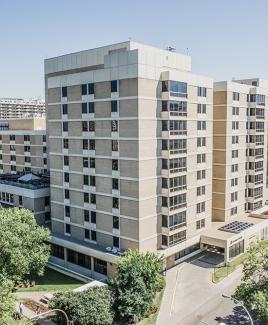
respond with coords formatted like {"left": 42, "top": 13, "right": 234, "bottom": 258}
{"left": 0, "top": 98, "right": 45, "bottom": 119}
{"left": 0, "top": 118, "right": 48, "bottom": 174}
{"left": 201, "top": 79, "right": 268, "bottom": 263}
{"left": 45, "top": 41, "right": 213, "bottom": 279}
{"left": 213, "top": 79, "right": 268, "bottom": 219}
{"left": 0, "top": 173, "right": 50, "bottom": 225}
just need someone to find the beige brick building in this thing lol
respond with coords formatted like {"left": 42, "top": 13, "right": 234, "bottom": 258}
{"left": 0, "top": 118, "right": 47, "bottom": 174}
{"left": 45, "top": 42, "right": 268, "bottom": 280}
{"left": 45, "top": 41, "right": 213, "bottom": 280}
{"left": 0, "top": 98, "right": 45, "bottom": 119}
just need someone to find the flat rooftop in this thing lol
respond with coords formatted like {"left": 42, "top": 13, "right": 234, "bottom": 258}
{"left": 0, "top": 173, "right": 50, "bottom": 190}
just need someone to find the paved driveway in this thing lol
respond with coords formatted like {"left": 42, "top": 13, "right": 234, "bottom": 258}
{"left": 157, "top": 252, "right": 248, "bottom": 325}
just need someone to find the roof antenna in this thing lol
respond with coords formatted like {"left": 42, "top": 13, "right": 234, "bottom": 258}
{"left": 166, "top": 46, "right": 176, "bottom": 52}
{"left": 186, "top": 47, "right": 190, "bottom": 55}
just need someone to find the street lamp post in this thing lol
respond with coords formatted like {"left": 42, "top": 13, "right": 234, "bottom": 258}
{"left": 30, "top": 308, "right": 73, "bottom": 325}
{"left": 222, "top": 293, "right": 254, "bottom": 325}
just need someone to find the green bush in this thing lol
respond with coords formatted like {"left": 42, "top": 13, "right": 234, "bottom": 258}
{"left": 49, "top": 287, "right": 114, "bottom": 325}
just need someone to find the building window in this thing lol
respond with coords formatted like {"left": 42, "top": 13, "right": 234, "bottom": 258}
{"left": 63, "top": 122, "right": 68, "bottom": 132}
{"left": 64, "top": 172, "right": 69, "bottom": 183}
{"left": 84, "top": 193, "right": 89, "bottom": 203}
{"left": 91, "top": 230, "right": 97, "bottom": 241}
{"left": 197, "top": 137, "right": 206, "bottom": 147}
{"left": 111, "top": 80, "right": 118, "bottom": 92}
{"left": 113, "top": 197, "right": 119, "bottom": 209}
{"left": 82, "top": 103, "right": 87, "bottom": 114}
{"left": 24, "top": 135, "right": 30, "bottom": 142}
{"left": 197, "top": 104, "right": 206, "bottom": 114}
{"left": 232, "top": 150, "right": 239, "bottom": 158}
{"left": 112, "top": 159, "right": 118, "bottom": 171}
{"left": 197, "top": 170, "right": 206, "bottom": 180}
{"left": 81, "top": 84, "right": 87, "bottom": 95}
{"left": 197, "top": 186, "right": 206, "bottom": 196}
{"left": 84, "top": 210, "right": 90, "bottom": 222}
{"left": 113, "top": 236, "right": 119, "bottom": 248}
{"left": 168, "top": 81, "right": 187, "bottom": 98}
{"left": 231, "top": 178, "right": 238, "bottom": 187}
{"left": 24, "top": 146, "right": 30, "bottom": 152}
{"left": 89, "top": 121, "right": 95, "bottom": 132}
{"left": 90, "top": 158, "right": 95, "bottom": 169}
{"left": 65, "top": 206, "right": 70, "bottom": 217}
{"left": 197, "top": 153, "right": 206, "bottom": 164}
{"left": 62, "top": 87, "right": 67, "bottom": 98}
{"left": 62, "top": 104, "right": 68, "bottom": 115}
{"left": 232, "top": 136, "right": 239, "bottom": 144}
{"left": 51, "top": 244, "right": 64, "bottom": 259}
{"left": 94, "top": 258, "right": 107, "bottom": 275}
{"left": 88, "top": 83, "right": 94, "bottom": 95}
{"left": 112, "top": 140, "right": 118, "bottom": 151}
{"left": 197, "top": 121, "right": 206, "bottom": 131}
{"left": 89, "top": 140, "right": 95, "bottom": 150}
{"left": 82, "top": 121, "right": 88, "bottom": 132}
{"left": 91, "top": 211, "right": 96, "bottom": 224}
{"left": 19, "top": 196, "right": 23, "bottom": 206}
{"left": 232, "top": 107, "right": 239, "bottom": 115}
{"left": 65, "top": 189, "right": 70, "bottom": 199}
{"left": 196, "top": 202, "right": 205, "bottom": 213}
{"left": 10, "top": 135, "right": 15, "bottom": 141}
{"left": 113, "top": 216, "right": 119, "bottom": 229}
{"left": 89, "top": 102, "right": 94, "bottom": 114}
{"left": 111, "top": 100, "right": 118, "bottom": 113}
{"left": 65, "top": 223, "right": 71, "bottom": 234}
{"left": 63, "top": 139, "right": 69, "bottom": 149}
{"left": 111, "top": 120, "right": 118, "bottom": 132}
{"left": 84, "top": 175, "right": 89, "bottom": 185}
{"left": 90, "top": 194, "right": 96, "bottom": 205}
{"left": 112, "top": 178, "right": 119, "bottom": 190}
{"left": 197, "top": 87, "right": 207, "bottom": 97}
{"left": 90, "top": 176, "right": 95, "bottom": 187}
{"left": 231, "top": 192, "right": 238, "bottom": 202}
{"left": 233, "top": 92, "right": 240, "bottom": 101}
{"left": 196, "top": 218, "right": 205, "bottom": 230}
{"left": 64, "top": 156, "right": 69, "bottom": 166}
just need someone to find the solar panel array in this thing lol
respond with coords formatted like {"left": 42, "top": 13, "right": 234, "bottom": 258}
{"left": 219, "top": 221, "right": 253, "bottom": 234}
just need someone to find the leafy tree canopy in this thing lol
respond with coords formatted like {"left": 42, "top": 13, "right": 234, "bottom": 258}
{"left": 0, "top": 207, "right": 51, "bottom": 283}
{"left": 234, "top": 240, "right": 268, "bottom": 321}
{"left": 108, "top": 250, "right": 164, "bottom": 323}
{"left": 49, "top": 287, "right": 114, "bottom": 325}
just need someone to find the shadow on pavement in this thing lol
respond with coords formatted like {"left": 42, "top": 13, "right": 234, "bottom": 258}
{"left": 215, "top": 306, "right": 251, "bottom": 324}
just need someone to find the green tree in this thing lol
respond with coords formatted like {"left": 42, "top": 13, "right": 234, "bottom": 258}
{"left": 0, "top": 207, "right": 50, "bottom": 283}
{"left": 234, "top": 240, "right": 268, "bottom": 322}
{"left": 49, "top": 287, "right": 114, "bottom": 325}
{"left": 0, "top": 276, "right": 16, "bottom": 325}
{"left": 108, "top": 250, "right": 164, "bottom": 323}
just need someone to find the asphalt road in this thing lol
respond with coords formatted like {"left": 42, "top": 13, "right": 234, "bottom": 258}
{"left": 157, "top": 252, "right": 250, "bottom": 325}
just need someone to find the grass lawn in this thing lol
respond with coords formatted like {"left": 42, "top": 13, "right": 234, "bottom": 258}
{"left": 212, "top": 253, "right": 248, "bottom": 283}
{"left": 17, "top": 268, "right": 84, "bottom": 292}
{"left": 138, "top": 288, "right": 165, "bottom": 325}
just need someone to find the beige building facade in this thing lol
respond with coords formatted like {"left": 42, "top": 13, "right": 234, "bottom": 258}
{"left": 45, "top": 41, "right": 213, "bottom": 279}
{"left": 0, "top": 118, "right": 47, "bottom": 174}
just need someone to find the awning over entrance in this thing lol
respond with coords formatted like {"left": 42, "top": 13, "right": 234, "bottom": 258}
{"left": 200, "top": 213, "right": 268, "bottom": 262}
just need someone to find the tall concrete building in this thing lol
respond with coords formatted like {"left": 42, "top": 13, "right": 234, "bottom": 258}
{"left": 213, "top": 79, "right": 268, "bottom": 220}
{"left": 200, "top": 79, "right": 268, "bottom": 263}
{"left": 0, "top": 98, "right": 45, "bottom": 119}
{"left": 0, "top": 118, "right": 47, "bottom": 174}
{"left": 45, "top": 41, "right": 213, "bottom": 279}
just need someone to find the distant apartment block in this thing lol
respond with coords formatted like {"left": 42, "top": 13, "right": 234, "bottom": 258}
{"left": 0, "top": 118, "right": 47, "bottom": 174}
{"left": 0, "top": 98, "right": 45, "bottom": 119}
{"left": 45, "top": 41, "right": 213, "bottom": 279}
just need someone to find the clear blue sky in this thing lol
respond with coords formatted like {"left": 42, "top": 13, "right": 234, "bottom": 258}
{"left": 1, "top": 0, "right": 268, "bottom": 99}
